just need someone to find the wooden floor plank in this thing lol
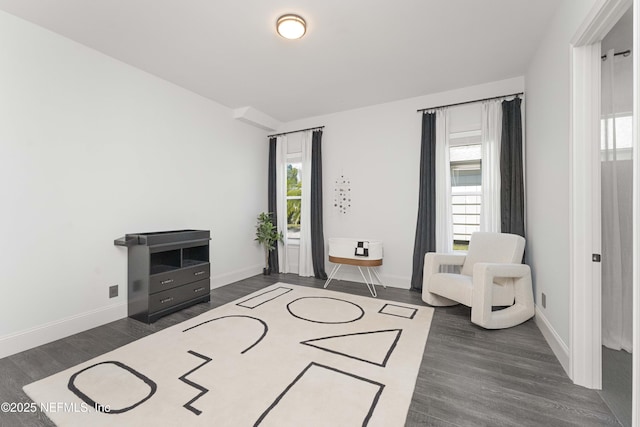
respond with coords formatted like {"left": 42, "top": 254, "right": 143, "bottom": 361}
{"left": 7, "top": 348, "right": 66, "bottom": 383}
{"left": 0, "top": 358, "right": 55, "bottom": 427}
{"left": 0, "top": 273, "right": 620, "bottom": 426}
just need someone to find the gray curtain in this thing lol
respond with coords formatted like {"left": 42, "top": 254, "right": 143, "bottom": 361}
{"left": 500, "top": 98, "right": 525, "bottom": 237}
{"left": 310, "top": 130, "right": 328, "bottom": 279}
{"left": 411, "top": 112, "right": 437, "bottom": 291}
{"left": 267, "top": 137, "right": 279, "bottom": 273}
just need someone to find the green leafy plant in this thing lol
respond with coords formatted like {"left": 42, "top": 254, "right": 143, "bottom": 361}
{"left": 287, "top": 164, "right": 302, "bottom": 230}
{"left": 255, "top": 212, "right": 283, "bottom": 272}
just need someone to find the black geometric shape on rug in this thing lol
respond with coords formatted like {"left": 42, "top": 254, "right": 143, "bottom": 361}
{"left": 67, "top": 361, "right": 157, "bottom": 414}
{"left": 253, "top": 362, "right": 384, "bottom": 427}
{"left": 300, "top": 329, "right": 402, "bottom": 367}
{"left": 286, "top": 297, "right": 365, "bottom": 324}
{"left": 179, "top": 350, "right": 213, "bottom": 416}
{"left": 236, "top": 286, "right": 293, "bottom": 309}
{"left": 378, "top": 303, "right": 418, "bottom": 319}
{"left": 182, "top": 315, "right": 268, "bottom": 354}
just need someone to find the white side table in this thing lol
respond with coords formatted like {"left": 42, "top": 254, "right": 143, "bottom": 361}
{"left": 324, "top": 238, "right": 385, "bottom": 297}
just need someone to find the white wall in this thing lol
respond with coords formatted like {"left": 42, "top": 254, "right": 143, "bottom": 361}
{"left": 0, "top": 11, "right": 267, "bottom": 357}
{"left": 276, "top": 77, "right": 524, "bottom": 289}
{"left": 525, "top": 0, "right": 599, "bottom": 346}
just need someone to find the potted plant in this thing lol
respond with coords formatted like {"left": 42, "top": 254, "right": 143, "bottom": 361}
{"left": 255, "top": 212, "right": 283, "bottom": 275}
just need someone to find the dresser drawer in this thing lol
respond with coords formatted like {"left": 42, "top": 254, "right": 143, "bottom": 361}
{"left": 149, "top": 278, "right": 210, "bottom": 313}
{"left": 149, "top": 263, "right": 210, "bottom": 294}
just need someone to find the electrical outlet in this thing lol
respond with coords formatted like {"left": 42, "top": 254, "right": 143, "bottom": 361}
{"left": 109, "top": 285, "right": 118, "bottom": 298}
{"left": 541, "top": 292, "right": 546, "bottom": 308}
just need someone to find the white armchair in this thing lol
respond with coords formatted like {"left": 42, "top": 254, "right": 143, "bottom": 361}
{"left": 421, "top": 232, "right": 534, "bottom": 329}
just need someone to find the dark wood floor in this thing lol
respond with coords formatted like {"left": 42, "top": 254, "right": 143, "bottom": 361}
{"left": 0, "top": 274, "right": 621, "bottom": 427}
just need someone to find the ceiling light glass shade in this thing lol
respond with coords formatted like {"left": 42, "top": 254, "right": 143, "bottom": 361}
{"left": 277, "top": 15, "right": 306, "bottom": 39}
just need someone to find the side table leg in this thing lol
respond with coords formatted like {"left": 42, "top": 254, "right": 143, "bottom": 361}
{"left": 324, "top": 264, "right": 341, "bottom": 289}
{"left": 358, "top": 266, "right": 377, "bottom": 297}
{"left": 371, "top": 268, "right": 386, "bottom": 289}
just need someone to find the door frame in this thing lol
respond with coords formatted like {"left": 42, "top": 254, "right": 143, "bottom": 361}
{"left": 633, "top": 3, "right": 640, "bottom": 424}
{"left": 569, "top": 0, "right": 637, "bottom": 422}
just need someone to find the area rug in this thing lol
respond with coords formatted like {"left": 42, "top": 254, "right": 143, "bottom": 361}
{"left": 24, "top": 283, "right": 434, "bottom": 426}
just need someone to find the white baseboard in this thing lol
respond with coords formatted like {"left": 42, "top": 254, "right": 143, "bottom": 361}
{"left": 0, "top": 302, "right": 127, "bottom": 359}
{"left": 379, "top": 273, "right": 411, "bottom": 289}
{"left": 0, "top": 264, "right": 263, "bottom": 360}
{"left": 327, "top": 267, "right": 411, "bottom": 290}
{"left": 211, "top": 264, "right": 263, "bottom": 289}
{"left": 534, "top": 306, "right": 570, "bottom": 376}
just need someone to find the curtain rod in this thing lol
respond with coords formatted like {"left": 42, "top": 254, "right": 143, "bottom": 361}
{"left": 416, "top": 92, "right": 524, "bottom": 113}
{"left": 601, "top": 49, "right": 631, "bottom": 60}
{"left": 268, "top": 126, "right": 324, "bottom": 138}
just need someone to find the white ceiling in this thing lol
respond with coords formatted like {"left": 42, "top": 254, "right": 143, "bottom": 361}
{"left": 0, "top": 1, "right": 560, "bottom": 123}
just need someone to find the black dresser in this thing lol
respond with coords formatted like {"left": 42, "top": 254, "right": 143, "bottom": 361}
{"left": 114, "top": 230, "right": 211, "bottom": 323}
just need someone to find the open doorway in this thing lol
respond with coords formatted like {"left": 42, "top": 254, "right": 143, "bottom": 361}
{"left": 569, "top": 0, "right": 638, "bottom": 425}
{"left": 599, "top": 7, "right": 633, "bottom": 426}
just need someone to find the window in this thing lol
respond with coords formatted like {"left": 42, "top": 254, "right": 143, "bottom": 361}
{"left": 286, "top": 158, "right": 302, "bottom": 240}
{"left": 601, "top": 114, "right": 632, "bottom": 160}
{"left": 450, "top": 131, "right": 482, "bottom": 251}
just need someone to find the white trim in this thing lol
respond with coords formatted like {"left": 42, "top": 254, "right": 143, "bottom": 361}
{"left": 373, "top": 273, "right": 410, "bottom": 289}
{"left": 449, "top": 129, "right": 482, "bottom": 140}
{"left": 570, "top": 41, "right": 603, "bottom": 389}
{"left": 211, "top": 264, "right": 263, "bottom": 289}
{"left": 632, "top": 2, "right": 640, "bottom": 423}
{"left": 571, "top": 0, "right": 631, "bottom": 46}
{"left": 0, "top": 264, "right": 263, "bottom": 360}
{"left": 569, "top": 0, "right": 632, "bottom": 390}
{"left": 326, "top": 267, "right": 411, "bottom": 290}
{"left": 535, "top": 306, "right": 570, "bottom": 375}
{"left": 0, "top": 302, "right": 127, "bottom": 359}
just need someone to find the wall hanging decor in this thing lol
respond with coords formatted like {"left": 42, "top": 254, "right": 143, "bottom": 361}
{"left": 334, "top": 174, "right": 351, "bottom": 214}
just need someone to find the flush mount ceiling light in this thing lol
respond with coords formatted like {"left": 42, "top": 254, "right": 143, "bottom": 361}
{"left": 276, "top": 14, "right": 306, "bottom": 39}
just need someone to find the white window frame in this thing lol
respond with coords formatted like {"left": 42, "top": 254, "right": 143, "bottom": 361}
{"left": 449, "top": 130, "right": 482, "bottom": 250}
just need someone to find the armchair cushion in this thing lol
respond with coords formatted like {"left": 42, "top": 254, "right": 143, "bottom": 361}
{"left": 429, "top": 272, "right": 515, "bottom": 307}
{"left": 429, "top": 273, "right": 473, "bottom": 306}
{"left": 460, "top": 232, "right": 525, "bottom": 277}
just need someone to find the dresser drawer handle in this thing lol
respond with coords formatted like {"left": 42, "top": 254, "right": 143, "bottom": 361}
{"left": 194, "top": 271, "right": 206, "bottom": 276}
{"left": 161, "top": 279, "right": 174, "bottom": 285}
{"left": 160, "top": 297, "right": 174, "bottom": 304}
{"left": 194, "top": 287, "right": 205, "bottom": 293}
